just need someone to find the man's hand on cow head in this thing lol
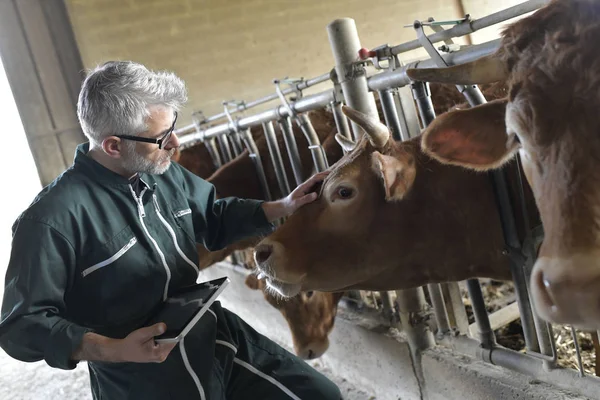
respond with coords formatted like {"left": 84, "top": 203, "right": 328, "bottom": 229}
{"left": 261, "top": 171, "right": 330, "bottom": 222}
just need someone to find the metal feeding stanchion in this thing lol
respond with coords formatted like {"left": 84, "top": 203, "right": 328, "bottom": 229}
{"left": 191, "top": 111, "right": 222, "bottom": 169}
{"left": 328, "top": 19, "right": 435, "bottom": 394}
{"left": 222, "top": 101, "right": 246, "bottom": 157}
{"left": 410, "top": 13, "right": 555, "bottom": 365}
{"left": 274, "top": 78, "right": 329, "bottom": 173}
{"left": 262, "top": 120, "right": 291, "bottom": 197}
{"left": 273, "top": 79, "right": 306, "bottom": 186}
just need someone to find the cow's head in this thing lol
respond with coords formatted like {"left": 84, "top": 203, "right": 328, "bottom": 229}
{"left": 244, "top": 272, "right": 343, "bottom": 359}
{"left": 405, "top": 0, "right": 600, "bottom": 329}
{"left": 254, "top": 106, "right": 429, "bottom": 296}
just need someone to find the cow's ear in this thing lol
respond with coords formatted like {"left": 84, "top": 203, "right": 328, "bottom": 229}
{"left": 422, "top": 98, "right": 517, "bottom": 171}
{"left": 372, "top": 151, "right": 416, "bottom": 202}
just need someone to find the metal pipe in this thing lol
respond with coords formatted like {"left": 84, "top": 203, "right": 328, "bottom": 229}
{"left": 179, "top": 39, "right": 500, "bottom": 148}
{"left": 368, "top": 38, "right": 501, "bottom": 92}
{"left": 437, "top": 335, "right": 600, "bottom": 398}
{"left": 391, "top": 0, "right": 549, "bottom": 55}
{"left": 331, "top": 101, "right": 352, "bottom": 140}
{"left": 410, "top": 81, "right": 436, "bottom": 128}
{"left": 442, "top": 282, "right": 470, "bottom": 335}
{"left": 427, "top": 283, "right": 451, "bottom": 336}
{"left": 262, "top": 121, "right": 291, "bottom": 196}
{"left": 216, "top": 134, "right": 234, "bottom": 163}
{"left": 278, "top": 118, "right": 304, "bottom": 186}
{"left": 379, "top": 291, "right": 395, "bottom": 323}
{"left": 240, "top": 129, "right": 272, "bottom": 202}
{"left": 174, "top": 72, "right": 332, "bottom": 136}
{"left": 179, "top": 90, "right": 336, "bottom": 146}
{"left": 296, "top": 114, "right": 329, "bottom": 172}
{"left": 327, "top": 18, "right": 379, "bottom": 138}
{"left": 205, "top": 138, "right": 223, "bottom": 169}
{"left": 377, "top": 89, "right": 403, "bottom": 141}
{"left": 395, "top": 288, "right": 436, "bottom": 351}
{"left": 466, "top": 279, "right": 496, "bottom": 349}
{"left": 489, "top": 168, "right": 542, "bottom": 354}
{"left": 229, "top": 131, "right": 244, "bottom": 157}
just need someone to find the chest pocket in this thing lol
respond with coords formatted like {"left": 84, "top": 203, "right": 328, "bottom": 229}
{"left": 74, "top": 225, "right": 163, "bottom": 328}
{"left": 171, "top": 206, "right": 197, "bottom": 243}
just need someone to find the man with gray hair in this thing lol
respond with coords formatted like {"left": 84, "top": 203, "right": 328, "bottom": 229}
{"left": 0, "top": 60, "right": 341, "bottom": 399}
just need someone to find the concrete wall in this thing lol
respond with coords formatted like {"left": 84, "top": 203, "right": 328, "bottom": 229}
{"left": 64, "top": 0, "right": 530, "bottom": 128}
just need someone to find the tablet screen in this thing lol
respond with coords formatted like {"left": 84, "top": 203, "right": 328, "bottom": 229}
{"left": 146, "top": 276, "right": 228, "bottom": 339}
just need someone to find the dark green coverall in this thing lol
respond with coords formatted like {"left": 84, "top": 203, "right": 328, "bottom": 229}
{"left": 0, "top": 143, "right": 341, "bottom": 399}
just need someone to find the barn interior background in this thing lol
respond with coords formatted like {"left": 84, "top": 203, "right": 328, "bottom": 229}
{"left": 1, "top": 0, "right": 597, "bottom": 399}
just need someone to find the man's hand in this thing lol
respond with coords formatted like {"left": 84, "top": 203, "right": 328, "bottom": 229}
{"left": 261, "top": 171, "right": 330, "bottom": 222}
{"left": 72, "top": 322, "right": 176, "bottom": 363}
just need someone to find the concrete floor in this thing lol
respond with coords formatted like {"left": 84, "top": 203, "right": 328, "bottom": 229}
{"left": 0, "top": 348, "right": 374, "bottom": 400}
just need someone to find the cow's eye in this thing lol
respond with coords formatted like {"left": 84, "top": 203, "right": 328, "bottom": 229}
{"left": 305, "top": 291, "right": 314, "bottom": 299}
{"left": 337, "top": 187, "right": 354, "bottom": 199}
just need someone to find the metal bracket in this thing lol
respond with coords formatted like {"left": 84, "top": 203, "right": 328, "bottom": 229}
{"left": 370, "top": 44, "right": 402, "bottom": 71}
{"left": 222, "top": 100, "right": 246, "bottom": 134}
{"left": 190, "top": 111, "right": 207, "bottom": 144}
{"left": 273, "top": 79, "right": 301, "bottom": 119}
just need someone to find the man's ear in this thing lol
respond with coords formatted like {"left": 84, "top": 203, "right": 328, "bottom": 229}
{"left": 102, "top": 137, "right": 124, "bottom": 158}
{"left": 371, "top": 151, "right": 416, "bottom": 202}
{"left": 421, "top": 98, "right": 517, "bottom": 171}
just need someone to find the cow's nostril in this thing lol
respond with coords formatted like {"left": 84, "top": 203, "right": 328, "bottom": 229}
{"left": 255, "top": 245, "right": 273, "bottom": 265}
{"left": 307, "top": 349, "right": 315, "bottom": 359}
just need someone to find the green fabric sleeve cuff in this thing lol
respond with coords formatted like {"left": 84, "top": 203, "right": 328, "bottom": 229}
{"left": 45, "top": 319, "right": 93, "bottom": 370}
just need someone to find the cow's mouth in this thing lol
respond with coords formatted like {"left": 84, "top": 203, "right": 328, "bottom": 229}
{"left": 257, "top": 272, "right": 302, "bottom": 297}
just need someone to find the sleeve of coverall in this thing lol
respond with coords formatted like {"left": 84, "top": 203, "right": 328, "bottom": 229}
{"left": 0, "top": 217, "right": 92, "bottom": 370}
{"left": 177, "top": 165, "right": 276, "bottom": 251}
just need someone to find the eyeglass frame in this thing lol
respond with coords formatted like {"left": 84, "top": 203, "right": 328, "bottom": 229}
{"left": 115, "top": 112, "right": 178, "bottom": 150}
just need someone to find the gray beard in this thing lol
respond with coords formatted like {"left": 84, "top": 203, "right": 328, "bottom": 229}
{"left": 121, "top": 141, "right": 176, "bottom": 175}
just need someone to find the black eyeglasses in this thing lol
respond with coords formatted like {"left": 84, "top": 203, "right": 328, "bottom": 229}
{"left": 116, "top": 112, "right": 178, "bottom": 149}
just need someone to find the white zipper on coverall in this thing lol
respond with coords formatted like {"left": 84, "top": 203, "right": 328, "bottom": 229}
{"left": 134, "top": 187, "right": 205, "bottom": 399}
{"left": 152, "top": 194, "right": 199, "bottom": 274}
{"left": 128, "top": 185, "right": 172, "bottom": 301}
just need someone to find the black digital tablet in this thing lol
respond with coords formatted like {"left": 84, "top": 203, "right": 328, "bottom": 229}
{"left": 145, "top": 276, "right": 230, "bottom": 344}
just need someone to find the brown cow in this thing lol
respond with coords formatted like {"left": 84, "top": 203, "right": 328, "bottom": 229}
{"left": 252, "top": 105, "right": 531, "bottom": 297}
{"left": 403, "top": 0, "right": 600, "bottom": 330}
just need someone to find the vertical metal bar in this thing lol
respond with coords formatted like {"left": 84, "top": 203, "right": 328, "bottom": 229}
{"left": 377, "top": 89, "right": 403, "bottom": 141}
{"left": 331, "top": 101, "right": 352, "bottom": 140}
{"left": 240, "top": 129, "right": 272, "bottom": 202}
{"left": 410, "top": 81, "right": 436, "bottom": 127}
{"left": 216, "top": 134, "right": 233, "bottom": 164}
{"left": 205, "top": 138, "right": 223, "bottom": 169}
{"left": 427, "top": 283, "right": 451, "bottom": 336}
{"left": 228, "top": 131, "right": 244, "bottom": 157}
{"left": 278, "top": 117, "right": 304, "bottom": 186}
{"left": 395, "top": 288, "right": 436, "bottom": 387}
{"left": 395, "top": 85, "right": 422, "bottom": 140}
{"left": 457, "top": 83, "right": 547, "bottom": 357}
{"left": 379, "top": 291, "right": 395, "bottom": 323}
{"left": 327, "top": 18, "right": 379, "bottom": 131}
{"left": 466, "top": 279, "right": 496, "bottom": 349}
{"left": 442, "top": 282, "right": 470, "bottom": 335}
{"left": 262, "top": 121, "right": 291, "bottom": 196}
{"left": 296, "top": 114, "right": 329, "bottom": 172}
{"left": 570, "top": 326, "right": 585, "bottom": 377}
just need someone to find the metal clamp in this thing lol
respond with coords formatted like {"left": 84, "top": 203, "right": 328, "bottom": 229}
{"left": 222, "top": 100, "right": 246, "bottom": 133}
{"left": 190, "top": 111, "right": 207, "bottom": 144}
{"left": 369, "top": 44, "right": 402, "bottom": 71}
{"left": 274, "top": 79, "right": 301, "bottom": 119}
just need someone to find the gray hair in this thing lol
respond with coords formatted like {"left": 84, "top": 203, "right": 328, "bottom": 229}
{"left": 77, "top": 60, "right": 188, "bottom": 146}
